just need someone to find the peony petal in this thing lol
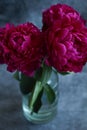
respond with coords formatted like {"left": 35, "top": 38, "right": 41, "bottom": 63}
{"left": 56, "top": 43, "right": 67, "bottom": 55}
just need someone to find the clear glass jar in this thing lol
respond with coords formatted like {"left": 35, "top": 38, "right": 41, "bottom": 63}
{"left": 22, "top": 68, "right": 59, "bottom": 124}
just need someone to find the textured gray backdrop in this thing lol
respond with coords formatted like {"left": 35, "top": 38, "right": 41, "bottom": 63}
{"left": 0, "top": 0, "right": 87, "bottom": 130}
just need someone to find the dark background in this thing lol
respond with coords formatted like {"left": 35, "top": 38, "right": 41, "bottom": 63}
{"left": 0, "top": 0, "right": 87, "bottom": 130}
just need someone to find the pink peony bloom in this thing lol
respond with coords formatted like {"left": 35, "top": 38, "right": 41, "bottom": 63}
{"left": 42, "top": 4, "right": 87, "bottom": 72}
{"left": 1, "top": 23, "right": 43, "bottom": 76}
{"left": 42, "top": 4, "right": 86, "bottom": 31}
{"left": 0, "top": 27, "right": 7, "bottom": 64}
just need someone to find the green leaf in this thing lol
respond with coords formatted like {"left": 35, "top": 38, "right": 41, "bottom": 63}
{"left": 20, "top": 73, "right": 36, "bottom": 95}
{"left": 34, "top": 67, "right": 43, "bottom": 81}
{"left": 44, "top": 84, "right": 56, "bottom": 104}
{"left": 32, "top": 89, "right": 43, "bottom": 113}
{"left": 41, "top": 64, "right": 52, "bottom": 85}
{"left": 13, "top": 71, "right": 20, "bottom": 81}
{"left": 29, "top": 81, "right": 43, "bottom": 113}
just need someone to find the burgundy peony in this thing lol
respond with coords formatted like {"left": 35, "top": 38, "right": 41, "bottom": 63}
{"left": 42, "top": 4, "right": 87, "bottom": 73}
{"left": 0, "top": 27, "right": 6, "bottom": 64}
{"left": 42, "top": 4, "right": 86, "bottom": 31}
{"left": 1, "top": 23, "right": 43, "bottom": 76}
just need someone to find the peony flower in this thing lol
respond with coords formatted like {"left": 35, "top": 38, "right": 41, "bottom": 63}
{"left": 0, "top": 27, "right": 6, "bottom": 64}
{"left": 42, "top": 4, "right": 87, "bottom": 73}
{"left": 42, "top": 4, "right": 86, "bottom": 31}
{"left": 1, "top": 23, "right": 43, "bottom": 76}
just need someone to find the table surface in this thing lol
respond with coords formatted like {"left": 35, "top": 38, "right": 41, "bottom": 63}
{"left": 0, "top": 0, "right": 87, "bottom": 130}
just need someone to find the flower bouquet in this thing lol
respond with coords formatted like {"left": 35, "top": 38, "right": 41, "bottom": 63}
{"left": 0, "top": 4, "right": 87, "bottom": 124}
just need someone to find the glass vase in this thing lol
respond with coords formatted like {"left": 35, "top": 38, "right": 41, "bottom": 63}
{"left": 22, "top": 68, "right": 59, "bottom": 124}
